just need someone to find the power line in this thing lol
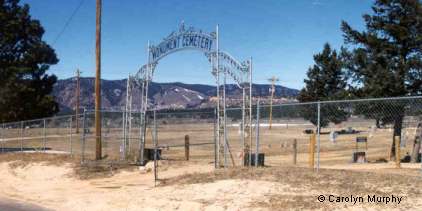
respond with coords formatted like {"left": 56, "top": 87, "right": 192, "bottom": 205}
{"left": 52, "top": 0, "right": 86, "bottom": 45}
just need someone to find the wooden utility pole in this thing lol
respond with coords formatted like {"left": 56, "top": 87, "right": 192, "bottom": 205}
{"left": 75, "top": 69, "right": 81, "bottom": 134}
{"left": 95, "top": 0, "right": 102, "bottom": 160}
{"left": 267, "top": 76, "right": 279, "bottom": 130}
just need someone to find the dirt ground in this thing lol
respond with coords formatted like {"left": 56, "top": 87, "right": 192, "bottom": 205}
{"left": 1, "top": 120, "right": 422, "bottom": 210}
{"left": 0, "top": 153, "right": 421, "bottom": 211}
{"left": 1, "top": 118, "right": 419, "bottom": 163}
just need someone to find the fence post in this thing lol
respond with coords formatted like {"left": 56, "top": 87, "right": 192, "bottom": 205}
{"left": 293, "top": 139, "right": 297, "bottom": 165}
{"left": 1, "top": 123, "right": 4, "bottom": 153}
{"left": 139, "top": 111, "right": 147, "bottom": 166}
{"left": 309, "top": 134, "right": 315, "bottom": 168}
{"left": 128, "top": 110, "right": 132, "bottom": 157}
{"left": 255, "top": 99, "right": 260, "bottom": 167}
{"left": 213, "top": 108, "right": 217, "bottom": 169}
{"left": 122, "top": 109, "right": 126, "bottom": 160}
{"left": 185, "top": 135, "right": 190, "bottom": 161}
{"left": 287, "top": 117, "right": 289, "bottom": 129}
{"left": 20, "top": 121, "right": 24, "bottom": 152}
{"left": 316, "top": 102, "right": 321, "bottom": 172}
{"left": 43, "top": 119, "right": 46, "bottom": 151}
{"left": 395, "top": 136, "right": 401, "bottom": 168}
{"left": 241, "top": 88, "right": 245, "bottom": 167}
{"left": 69, "top": 116, "right": 73, "bottom": 157}
{"left": 153, "top": 110, "right": 158, "bottom": 186}
{"left": 81, "top": 109, "right": 86, "bottom": 163}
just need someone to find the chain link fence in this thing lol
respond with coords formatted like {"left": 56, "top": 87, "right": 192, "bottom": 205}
{"left": 153, "top": 110, "right": 215, "bottom": 162}
{"left": 0, "top": 115, "right": 80, "bottom": 155}
{"left": 1, "top": 96, "right": 422, "bottom": 171}
{"left": 257, "top": 96, "right": 422, "bottom": 169}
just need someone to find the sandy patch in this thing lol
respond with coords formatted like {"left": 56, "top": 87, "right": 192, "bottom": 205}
{"left": 0, "top": 157, "right": 421, "bottom": 210}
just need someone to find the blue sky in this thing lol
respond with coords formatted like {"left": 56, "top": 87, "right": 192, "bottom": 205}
{"left": 21, "top": 0, "right": 372, "bottom": 89}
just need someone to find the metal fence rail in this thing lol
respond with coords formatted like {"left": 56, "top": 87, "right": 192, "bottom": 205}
{"left": 256, "top": 96, "right": 422, "bottom": 170}
{"left": 0, "top": 114, "right": 82, "bottom": 155}
{"left": 0, "top": 96, "right": 421, "bottom": 172}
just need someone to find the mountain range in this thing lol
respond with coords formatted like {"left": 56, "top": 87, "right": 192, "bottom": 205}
{"left": 53, "top": 77, "right": 300, "bottom": 113}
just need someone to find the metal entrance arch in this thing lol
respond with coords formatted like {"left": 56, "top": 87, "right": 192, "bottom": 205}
{"left": 126, "top": 23, "right": 253, "bottom": 168}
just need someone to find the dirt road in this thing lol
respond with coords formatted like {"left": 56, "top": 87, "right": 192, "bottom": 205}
{"left": 0, "top": 197, "right": 50, "bottom": 211}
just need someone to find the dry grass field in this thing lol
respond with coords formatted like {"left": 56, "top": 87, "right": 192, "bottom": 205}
{"left": 0, "top": 119, "right": 421, "bottom": 210}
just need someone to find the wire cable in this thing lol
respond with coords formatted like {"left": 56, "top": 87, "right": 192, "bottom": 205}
{"left": 52, "top": 0, "right": 86, "bottom": 45}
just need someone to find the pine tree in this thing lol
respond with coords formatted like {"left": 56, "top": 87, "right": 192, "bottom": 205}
{"left": 298, "top": 43, "right": 349, "bottom": 127}
{"left": 341, "top": 0, "right": 422, "bottom": 160}
{"left": 0, "top": 0, "right": 59, "bottom": 122}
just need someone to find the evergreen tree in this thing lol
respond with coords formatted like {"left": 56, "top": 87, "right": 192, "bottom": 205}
{"left": 341, "top": 0, "right": 422, "bottom": 159}
{"left": 298, "top": 43, "right": 349, "bottom": 127}
{"left": 0, "top": 0, "right": 59, "bottom": 122}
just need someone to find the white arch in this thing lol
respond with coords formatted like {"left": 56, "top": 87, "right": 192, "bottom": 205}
{"left": 127, "top": 23, "right": 253, "bottom": 168}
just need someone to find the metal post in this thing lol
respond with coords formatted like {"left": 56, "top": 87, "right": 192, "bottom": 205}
{"left": 317, "top": 102, "right": 321, "bottom": 172}
{"left": 125, "top": 76, "right": 129, "bottom": 146}
{"left": 241, "top": 88, "right": 245, "bottom": 166}
{"left": 215, "top": 25, "right": 220, "bottom": 168}
{"left": 43, "top": 119, "right": 46, "bottom": 151}
{"left": 213, "top": 108, "right": 217, "bottom": 169}
{"left": 145, "top": 42, "right": 151, "bottom": 113}
{"left": 223, "top": 64, "right": 228, "bottom": 168}
{"left": 124, "top": 75, "right": 131, "bottom": 158}
{"left": 139, "top": 108, "right": 147, "bottom": 166}
{"left": 293, "top": 139, "right": 297, "bottom": 165}
{"left": 123, "top": 106, "right": 127, "bottom": 156}
{"left": 121, "top": 111, "right": 126, "bottom": 160}
{"left": 268, "top": 76, "right": 279, "bottom": 130}
{"left": 81, "top": 109, "right": 87, "bottom": 163}
{"left": 69, "top": 116, "right": 73, "bottom": 156}
{"left": 248, "top": 57, "right": 253, "bottom": 166}
{"left": 139, "top": 41, "right": 151, "bottom": 166}
{"left": 287, "top": 117, "right": 289, "bottom": 129}
{"left": 20, "top": 121, "right": 24, "bottom": 152}
{"left": 139, "top": 111, "right": 145, "bottom": 165}
{"left": 309, "top": 134, "right": 315, "bottom": 168}
{"left": 153, "top": 110, "right": 158, "bottom": 186}
{"left": 128, "top": 110, "right": 132, "bottom": 157}
{"left": 128, "top": 81, "right": 133, "bottom": 155}
{"left": 255, "top": 99, "right": 260, "bottom": 167}
{"left": 139, "top": 86, "right": 146, "bottom": 164}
